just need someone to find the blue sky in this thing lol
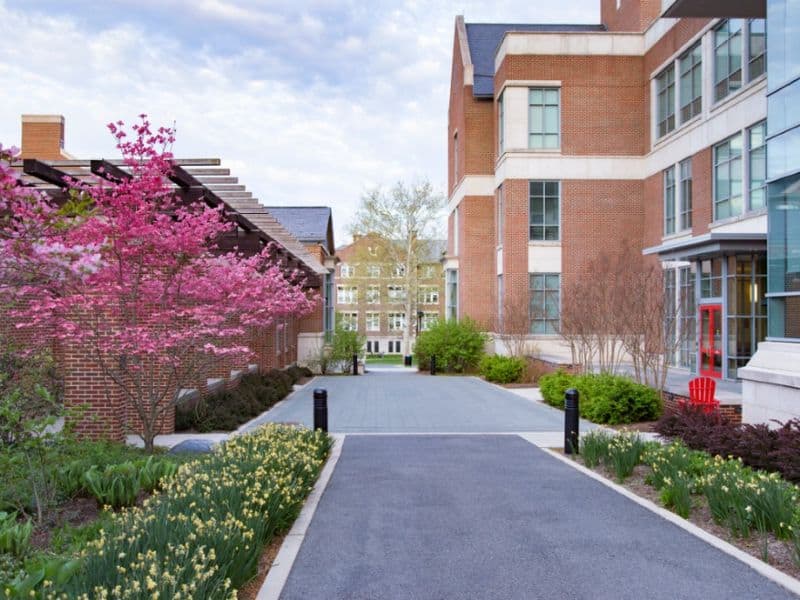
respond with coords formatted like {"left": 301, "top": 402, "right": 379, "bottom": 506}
{"left": 1, "top": 0, "right": 598, "bottom": 243}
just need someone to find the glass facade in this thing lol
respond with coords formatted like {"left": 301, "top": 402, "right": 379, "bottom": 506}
{"left": 767, "top": 174, "right": 800, "bottom": 338}
{"left": 529, "top": 273, "right": 560, "bottom": 334}
{"left": 726, "top": 254, "right": 768, "bottom": 377}
{"left": 528, "top": 88, "right": 560, "bottom": 149}
{"left": 529, "top": 181, "right": 560, "bottom": 241}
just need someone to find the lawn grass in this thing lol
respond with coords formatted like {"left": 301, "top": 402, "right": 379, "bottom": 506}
{"left": 365, "top": 354, "right": 406, "bottom": 365}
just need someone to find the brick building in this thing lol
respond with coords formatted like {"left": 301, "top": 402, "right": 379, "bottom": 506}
{"left": 446, "top": 1, "right": 800, "bottom": 422}
{"left": 10, "top": 115, "right": 334, "bottom": 440}
{"left": 334, "top": 235, "right": 446, "bottom": 354}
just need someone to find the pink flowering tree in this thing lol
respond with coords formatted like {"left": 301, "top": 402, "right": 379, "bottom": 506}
{"left": 7, "top": 118, "right": 315, "bottom": 451}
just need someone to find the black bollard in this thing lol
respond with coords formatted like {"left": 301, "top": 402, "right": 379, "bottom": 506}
{"left": 313, "top": 388, "right": 328, "bottom": 432}
{"left": 352, "top": 353, "right": 359, "bottom": 376}
{"left": 430, "top": 355, "right": 437, "bottom": 376}
{"left": 564, "top": 388, "right": 579, "bottom": 454}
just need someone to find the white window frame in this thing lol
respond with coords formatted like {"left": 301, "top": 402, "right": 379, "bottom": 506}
{"left": 366, "top": 285, "right": 380, "bottom": 304}
{"left": 664, "top": 165, "right": 677, "bottom": 235}
{"left": 366, "top": 264, "right": 381, "bottom": 278}
{"left": 392, "top": 264, "right": 406, "bottom": 278}
{"left": 387, "top": 285, "right": 407, "bottom": 303}
{"left": 419, "top": 286, "right": 439, "bottom": 304}
{"left": 366, "top": 312, "right": 380, "bottom": 332}
{"left": 340, "top": 264, "right": 354, "bottom": 278}
{"left": 340, "top": 312, "right": 358, "bottom": 331}
{"left": 388, "top": 312, "right": 406, "bottom": 332}
{"left": 420, "top": 312, "right": 438, "bottom": 331}
{"left": 337, "top": 285, "right": 358, "bottom": 304}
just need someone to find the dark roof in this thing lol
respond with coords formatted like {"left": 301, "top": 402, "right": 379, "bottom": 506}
{"left": 264, "top": 206, "right": 334, "bottom": 253}
{"left": 464, "top": 23, "right": 606, "bottom": 97}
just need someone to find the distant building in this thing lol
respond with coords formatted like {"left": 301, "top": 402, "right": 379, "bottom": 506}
{"left": 334, "top": 235, "right": 446, "bottom": 354}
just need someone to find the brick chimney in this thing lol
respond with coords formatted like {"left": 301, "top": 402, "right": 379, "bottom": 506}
{"left": 20, "top": 114, "right": 66, "bottom": 160}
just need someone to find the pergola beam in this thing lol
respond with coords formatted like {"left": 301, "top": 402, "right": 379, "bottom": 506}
{"left": 90, "top": 159, "right": 131, "bottom": 183}
{"left": 22, "top": 159, "right": 70, "bottom": 188}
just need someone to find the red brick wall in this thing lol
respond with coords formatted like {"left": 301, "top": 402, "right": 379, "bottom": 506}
{"left": 501, "top": 180, "right": 529, "bottom": 310}
{"left": 20, "top": 118, "right": 65, "bottom": 160}
{"left": 459, "top": 195, "right": 495, "bottom": 328}
{"left": 601, "top": 0, "right": 663, "bottom": 32}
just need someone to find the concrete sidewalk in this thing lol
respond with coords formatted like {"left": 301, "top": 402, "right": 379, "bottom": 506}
{"left": 278, "top": 435, "right": 795, "bottom": 600}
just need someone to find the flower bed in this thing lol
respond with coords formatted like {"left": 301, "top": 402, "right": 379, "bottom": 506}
{"left": 2, "top": 424, "right": 331, "bottom": 598}
{"left": 576, "top": 430, "right": 800, "bottom": 578}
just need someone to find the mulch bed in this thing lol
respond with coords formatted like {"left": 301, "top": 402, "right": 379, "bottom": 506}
{"left": 29, "top": 496, "right": 100, "bottom": 552}
{"left": 237, "top": 530, "right": 288, "bottom": 599}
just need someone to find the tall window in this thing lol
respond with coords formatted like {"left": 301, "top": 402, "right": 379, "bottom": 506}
{"left": 387, "top": 285, "right": 407, "bottom": 302}
{"left": 528, "top": 88, "right": 560, "bottom": 149}
{"left": 713, "top": 133, "right": 744, "bottom": 220}
{"left": 748, "top": 19, "right": 766, "bottom": 81}
{"left": 337, "top": 285, "right": 358, "bottom": 304}
{"left": 529, "top": 181, "right": 560, "bottom": 241}
{"left": 679, "top": 42, "right": 702, "bottom": 123}
{"left": 388, "top": 313, "right": 406, "bottom": 332}
{"left": 530, "top": 274, "right": 560, "bottom": 334}
{"left": 714, "top": 20, "right": 744, "bottom": 102}
{"left": 340, "top": 264, "right": 354, "bottom": 278}
{"left": 656, "top": 64, "right": 676, "bottom": 138}
{"left": 366, "top": 312, "right": 380, "bottom": 332}
{"left": 664, "top": 166, "right": 676, "bottom": 235}
{"left": 446, "top": 269, "right": 458, "bottom": 320}
{"left": 498, "top": 91, "right": 504, "bottom": 153}
{"left": 366, "top": 285, "right": 380, "bottom": 304}
{"left": 679, "top": 158, "right": 693, "bottom": 230}
{"left": 420, "top": 312, "right": 438, "bottom": 331}
{"left": 748, "top": 121, "right": 767, "bottom": 210}
{"left": 496, "top": 185, "right": 504, "bottom": 246}
{"left": 339, "top": 312, "right": 358, "bottom": 331}
{"left": 419, "top": 286, "right": 439, "bottom": 304}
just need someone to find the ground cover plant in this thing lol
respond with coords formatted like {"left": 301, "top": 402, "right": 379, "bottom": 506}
{"left": 539, "top": 371, "right": 662, "bottom": 424}
{"left": 478, "top": 355, "right": 526, "bottom": 384}
{"left": 577, "top": 430, "right": 800, "bottom": 570}
{"left": 413, "top": 318, "right": 488, "bottom": 373}
{"left": 1, "top": 424, "right": 331, "bottom": 598}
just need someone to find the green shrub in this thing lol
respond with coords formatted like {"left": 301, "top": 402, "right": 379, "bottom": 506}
{"left": 82, "top": 463, "right": 140, "bottom": 509}
{"left": 413, "top": 318, "right": 488, "bottom": 373}
{"left": 539, "top": 370, "right": 576, "bottom": 408}
{"left": 330, "top": 319, "right": 366, "bottom": 373}
{"left": 0, "top": 512, "right": 33, "bottom": 558}
{"left": 478, "top": 355, "right": 526, "bottom": 384}
{"left": 135, "top": 456, "right": 178, "bottom": 493}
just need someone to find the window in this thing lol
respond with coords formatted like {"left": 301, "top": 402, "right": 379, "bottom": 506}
{"left": 366, "top": 312, "right": 380, "bottom": 332}
{"left": 421, "top": 265, "right": 436, "bottom": 279}
{"left": 496, "top": 185, "right": 504, "bottom": 246}
{"left": 419, "top": 286, "right": 439, "bottom": 304}
{"left": 530, "top": 274, "right": 560, "bottom": 334}
{"left": 529, "top": 181, "right": 560, "bottom": 241}
{"left": 323, "top": 272, "right": 334, "bottom": 338}
{"left": 748, "top": 19, "right": 766, "bottom": 81}
{"left": 336, "top": 285, "right": 358, "bottom": 304}
{"left": 713, "top": 133, "right": 744, "bottom": 220}
{"left": 387, "top": 285, "right": 407, "bottom": 302}
{"left": 679, "top": 42, "right": 702, "bottom": 123}
{"left": 366, "top": 264, "right": 381, "bottom": 278}
{"left": 656, "top": 64, "right": 676, "bottom": 138}
{"left": 679, "top": 158, "right": 693, "bottom": 230}
{"left": 498, "top": 91, "right": 504, "bottom": 153}
{"left": 528, "top": 88, "right": 560, "bottom": 149}
{"left": 373, "top": 340, "right": 380, "bottom": 353}
{"left": 446, "top": 269, "right": 458, "bottom": 320}
{"left": 339, "top": 312, "right": 358, "bottom": 331}
{"left": 420, "top": 312, "right": 438, "bottom": 331}
{"left": 366, "top": 285, "right": 380, "bottom": 304}
{"left": 748, "top": 121, "right": 767, "bottom": 210}
{"left": 340, "top": 264, "right": 354, "bottom": 278}
{"left": 392, "top": 264, "right": 406, "bottom": 278}
{"left": 664, "top": 166, "right": 676, "bottom": 235}
{"left": 388, "top": 313, "right": 406, "bottom": 332}
{"left": 714, "top": 20, "right": 744, "bottom": 102}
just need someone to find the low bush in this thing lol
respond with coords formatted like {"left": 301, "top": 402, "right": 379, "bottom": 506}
{"left": 539, "top": 372, "right": 662, "bottom": 424}
{"left": 3, "top": 425, "right": 331, "bottom": 598}
{"left": 604, "top": 432, "right": 649, "bottom": 481}
{"left": 414, "top": 318, "right": 488, "bottom": 373}
{"left": 478, "top": 355, "right": 526, "bottom": 384}
{"left": 82, "top": 463, "right": 141, "bottom": 509}
{"left": 579, "top": 430, "right": 613, "bottom": 469}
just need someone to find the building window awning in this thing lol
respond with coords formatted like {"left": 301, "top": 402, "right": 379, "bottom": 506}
{"left": 643, "top": 232, "right": 766, "bottom": 261}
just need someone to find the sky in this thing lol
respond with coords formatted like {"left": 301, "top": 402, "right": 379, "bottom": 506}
{"left": 0, "top": 0, "right": 598, "bottom": 245}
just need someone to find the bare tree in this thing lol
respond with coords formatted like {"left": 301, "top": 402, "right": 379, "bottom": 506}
{"left": 495, "top": 294, "right": 538, "bottom": 359}
{"left": 349, "top": 181, "right": 444, "bottom": 357}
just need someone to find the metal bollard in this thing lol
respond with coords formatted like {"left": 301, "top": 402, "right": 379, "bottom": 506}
{"left": 313, "top": 388, "right": 328, "bottom": 432}
{"left": 404, "top": 355, "right": 412, "bottom": 367}
{"left": 564, "top": 388, "right": 579, "bottom": 454}
{"left": 430, "top": 355, "right": 437, "bottom": 376}
{"left": 352, "top": 353, "right": 359, "bottom": 376}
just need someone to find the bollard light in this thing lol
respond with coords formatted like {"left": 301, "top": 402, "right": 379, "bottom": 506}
{"left": 564, "top": 388, "right": 579, "bottom": 454}
{"left": 313, "top": 388, "right": 328, "bottom": 432}
{"left": 430, "top": 355, "right": 437, "bottom": 376}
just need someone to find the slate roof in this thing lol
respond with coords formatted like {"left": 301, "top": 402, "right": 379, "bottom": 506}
{"left": 264, "top": 206, "right": 334, "bottom": 253}
{"left": 464, "top": 23, "right": 606, "bottom": 97}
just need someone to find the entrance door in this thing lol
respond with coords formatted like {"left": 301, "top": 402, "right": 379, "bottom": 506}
{"left": 699, "top": 304, "right": 722, "bottom": 378}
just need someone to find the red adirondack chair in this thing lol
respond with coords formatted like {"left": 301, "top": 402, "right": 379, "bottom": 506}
{"left": 687, "top": 376, "right": 719, "bottom": 414}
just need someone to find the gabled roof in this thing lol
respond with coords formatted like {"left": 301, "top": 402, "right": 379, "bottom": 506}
{"left": 264, "top": 206, "right": 335, "bottom": 255}
{"left": 464, "top": 22, "right": 606, "bottom": 97}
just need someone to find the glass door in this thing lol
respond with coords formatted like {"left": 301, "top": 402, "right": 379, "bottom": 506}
{"left": 699, "top": 304, "right": 723, "bottom": 378}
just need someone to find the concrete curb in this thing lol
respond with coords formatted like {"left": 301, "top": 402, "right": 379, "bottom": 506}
{"left": 534, "top": 443, "right": 800, "bottom": 599}
{"left": 256, "top": 433, "right": 345, "bottom": 600}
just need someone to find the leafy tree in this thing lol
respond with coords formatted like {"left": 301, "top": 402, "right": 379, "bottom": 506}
{"left": 330, "top": 315, "right": 365, "bottom": 374}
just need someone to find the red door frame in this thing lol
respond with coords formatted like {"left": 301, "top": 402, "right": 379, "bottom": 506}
{"left": 699, "top": 304, "right": 722, "bottom": 378}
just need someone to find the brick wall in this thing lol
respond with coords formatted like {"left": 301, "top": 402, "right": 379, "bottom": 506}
{"left": 20, "top": 116, "right": 65, "bottom": 160}
{"left": 601, "top": 0, "right": 663, "bottom": 32}
{"left": 662, "top": 391, "right": 743, "bottom": 424}
{"left": 501, "top": 180, "right": 530, "bottom": 312}
{"left": 459, "top": 195, "right": 495, "bottom": 328}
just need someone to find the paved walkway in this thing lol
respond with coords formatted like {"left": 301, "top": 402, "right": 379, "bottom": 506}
{"left": 243, "top": 373, "right": 596, "bottom": 433}
{"left": 280, "top": 435, "right": 795, "bottom": 600}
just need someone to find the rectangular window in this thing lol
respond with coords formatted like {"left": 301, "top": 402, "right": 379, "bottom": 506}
{"left": 748, "top": 120, "right": 767, "bottom": 210}
{"left": 679, "top": 266, "right": 697, "bottom": 371}
{"left": 498, "top": 92, "right": 504, "bottom": 153}
{"left": 714, "top": 19, "right": 744, "bottom": 102}
{"left": 419, "top": 286, "right": 439, "bottom": 304}
{"left": 679, "top": 158, "right": 693, "bottom": 230}
{"left": 529, "top": 181, "right": 560, "bottom": 241}
{"left": 446, "top": 269, "right": 458, "bottom": 320}
{"left": 387, "top": 285, "right": 407, "bottom": 302}
{"left": 366, "top": 312, "right": 380, "bottom": 332}
{"left": 336, "top": 285, "right": 358, "bottom": 304}
{"left": 421, "top": 312, "right": 438, "bottom": 331}
{"left": 388, "top": 312, "right": 406, "bottom": 332}
{"left": 664, "top": 166, "right": 676, "bottom": 235}
{"left": 323, "top": 272, "right": 334, "bottom": 338}
{"left": 656, "top": 64, "right": 676, "bottom": 138}
{"left": 679, "top": 42, "right": 702, "bottom": 123}
{"left": 366, "top": 264, "right": 381, "bottom": 278}
{"left": 528, "top": 88, "right": 560, "bottom": 149}
{"left": 373, "top": 340, "right": 380, "bottom": 353}
{"left": 496, "top": 185, "right": 504, "bottom": 246}
{"left": 392, "top": 264, "right": 406, "bottom": 278}
{"left": 340, "top": 264, "right": 354, "bottom": 278}
{"left": 421, "top": 265, "right": 436, "bottom": 279}
{"left": 339, "top": 312, "right": 358, "bottom": 331}
{"left": 529, "top": 273, "right": 560, "bottom": 334}
{"left": 366, "top": 285, "right": 380, "bottom": 304}
{"left": 748, "top": 19, "right": 766, "bottom": 81}
{"left": 713, "top": 133, "right": 744, "bottom": 220}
